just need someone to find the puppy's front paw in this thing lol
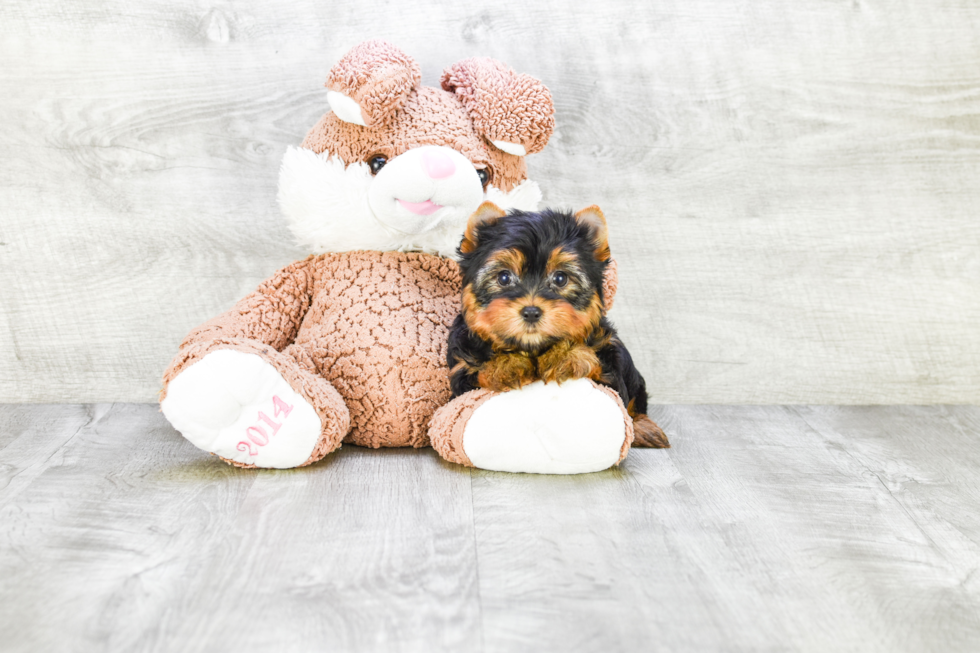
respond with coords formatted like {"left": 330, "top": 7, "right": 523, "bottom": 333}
{"left": 477, "top": 352, "right": 536, "bottom": 392}
{"left": 538, "top": 341, "right": 602, "bottom": 385}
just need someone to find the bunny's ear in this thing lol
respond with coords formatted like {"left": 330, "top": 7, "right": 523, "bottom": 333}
{"left": 441, "top": 58, "right": 555, "bottom": 156}
{"left": 325, "top": 40, "right": 421, "bottom": 128}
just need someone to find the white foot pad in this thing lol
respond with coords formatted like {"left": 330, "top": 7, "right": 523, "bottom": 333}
{"left": 463, "top": 379, "right": 628, "bottom": 474}
{"left": 161, "top": 350, "right": 322, "bottom": 469}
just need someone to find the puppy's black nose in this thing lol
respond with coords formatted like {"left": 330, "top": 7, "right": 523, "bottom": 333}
{"left": 521, "top": 306, "right": 542, "bottom": 323}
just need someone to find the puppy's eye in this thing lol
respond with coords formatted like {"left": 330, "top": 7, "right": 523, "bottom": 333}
{"left": 552, "top": 271, "right": 568, "bottom": 288}
{"left": 476, "top": 168, "right": 491, "bottom": 188}
{"left": 369, "top": 155, "right": 387, "bottom": 175}
{"left": 497, "top": 270, "right": 514, "bottom": 287}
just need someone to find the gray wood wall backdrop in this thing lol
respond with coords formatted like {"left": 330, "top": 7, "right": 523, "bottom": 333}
{"left": 1, "top": 0, "right": 979, "bottom": 404}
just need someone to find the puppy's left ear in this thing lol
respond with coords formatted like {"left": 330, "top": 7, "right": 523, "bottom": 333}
{"left": 460, "top": 202, "right": 506, "bottom": 254}
{"left": 574, "top": 205, "right": 611, "bottom": 262}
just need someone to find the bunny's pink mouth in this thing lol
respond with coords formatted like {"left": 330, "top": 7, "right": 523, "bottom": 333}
{"left": 397, "top": 199, "right": 443, "bottom": 216}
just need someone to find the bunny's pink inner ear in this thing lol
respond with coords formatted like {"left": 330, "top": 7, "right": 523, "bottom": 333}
{"left": 326, "top": 40, "right": 421, "bottom": 128}
{"left": 441, "top": 58, "right": 555, "bottom": 156}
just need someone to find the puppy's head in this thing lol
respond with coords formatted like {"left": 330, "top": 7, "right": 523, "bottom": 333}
{"left": 458, "top": 202, "right": 610, "bottom": 351}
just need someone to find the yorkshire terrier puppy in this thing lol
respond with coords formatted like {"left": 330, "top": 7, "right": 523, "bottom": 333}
{"left": 447, "top": 202, "right": 669, "bottom": 448}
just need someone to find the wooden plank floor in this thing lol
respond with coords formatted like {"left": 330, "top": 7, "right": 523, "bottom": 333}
{"left": 1, "top": 405, "right": 978, "bottom": 652}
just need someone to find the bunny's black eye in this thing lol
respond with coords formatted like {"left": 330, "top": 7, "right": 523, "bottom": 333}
{"left": 369, "top": 155, "right": 387, "bottom": 175}
{"left": 476, "top": 168, "right": 490, "bottom": 188}
{"left": 497, "top": 270, "right": 514, "bottom": 287}
{"left": 552, "top": 271, "right": 568, "bottom": 288}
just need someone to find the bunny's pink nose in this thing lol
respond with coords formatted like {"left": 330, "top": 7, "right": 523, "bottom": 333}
{"left": 421, "top": 149, "right": 456, "bottom": 179}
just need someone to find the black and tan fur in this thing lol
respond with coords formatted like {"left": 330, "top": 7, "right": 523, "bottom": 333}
{"left": 447, "top": 202, "right": 669, "bottom": 448}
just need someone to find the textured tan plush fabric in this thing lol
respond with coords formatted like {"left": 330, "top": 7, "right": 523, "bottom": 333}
{"left": 428, "top": 388, "right": 493, "bottom": 467}
{"left": 165, "top": 251, "right": 462, "bottom": 451}
{"left": 302, "top": 42, "right": 555, "bottom": 193}
{"left": 441, "top": 58, "right": 555, "bottom": 155}
{"left": 602, "top": 259, "right": 618, "bottom": 312}
{"left": 301, "top": 86, "right": 529, "bottom": 193}
{"left": 326, "top": 40, "right": 421, "bottom": 129}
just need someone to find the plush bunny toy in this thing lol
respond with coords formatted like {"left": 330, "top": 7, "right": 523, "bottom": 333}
{"left": 160, "top": 40, "right": 634, "bottom": 473}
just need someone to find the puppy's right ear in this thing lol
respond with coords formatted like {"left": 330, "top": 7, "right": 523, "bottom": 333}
{"left": 574, "top": 205, "right": 611, "bottom": 262}
{"left": 460, "top": 202, "right": 506, "bottom": 254}
{"left": 326, "top": 40, "right": 421, "bottom": 128}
